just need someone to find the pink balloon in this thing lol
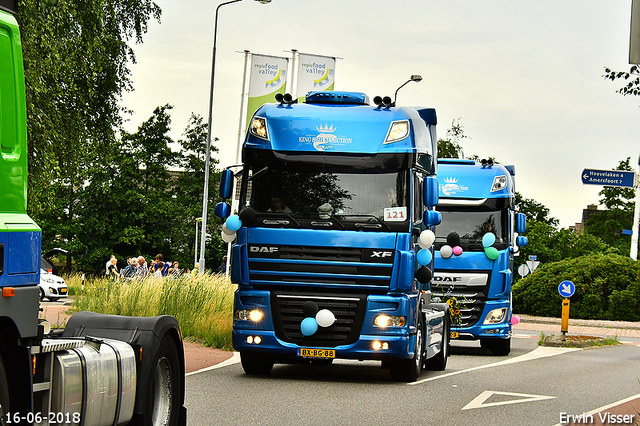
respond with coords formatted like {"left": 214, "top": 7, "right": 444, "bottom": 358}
{"left": 452, "top": 246, "right": 463, "bottom": 256}
{"left": 511, "top": 315, "right": 520, "bottom": 325}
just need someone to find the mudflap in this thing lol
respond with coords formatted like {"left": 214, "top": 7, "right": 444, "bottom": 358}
{"left": 62, "top": 311, "right": 187, "bottom": 426}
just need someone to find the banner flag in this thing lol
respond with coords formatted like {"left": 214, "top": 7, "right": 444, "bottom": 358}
{"left": 296, "top": 53, "right": 336, "bottom": 103}
{"left": 246, "top": 54, "right": 289, "bottom": 129}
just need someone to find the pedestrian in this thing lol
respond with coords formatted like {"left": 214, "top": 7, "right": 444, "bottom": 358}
{"left": 169, "top": 261, "right": 181, "bottom": 278}
{"left": 107, "top": 257, "right": 118, "bottom": 280}
{"left": 136, "top": 256, "right": 148, "bottom": 278}
{"left": 154, "top": 254, "right": 170, "bottom": 277}
{"left": 191, "top": 263, "right": 199, "bottom": 277}
{"left": 105, "top": 254, "right": 115, "bottom": 276}
{"left": 216, "top": 256, "right": 227, "bottom": 275}
{"left": 154, "top": 261, "right": 164, "bottom": 278}
{"left": 121, "top": 258, "right": 138, "bottom": 280}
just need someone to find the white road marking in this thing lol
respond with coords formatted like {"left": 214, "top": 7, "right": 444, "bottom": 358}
{"left": 186, "top": 352, "right": 241, "bottom": 376}
{"left": 462, "top": 390, "right": 557, "bottom": 410}
{"left": 409, "top": 346, "right": 581, "bottom": 386}
{"left": 550, "top": 392, "right": 640, "bottom": 426}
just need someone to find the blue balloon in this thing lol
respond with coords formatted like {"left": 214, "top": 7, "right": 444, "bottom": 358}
{"left": 416, "top": 249, "right": 433, "bottom": 266}
{"left": 225, "top": 215, "right": 242, "bottom": 232}
{"left": 482, "top": 232, "right": 496, "bottom": 248}
{"left": 300, "top": 317, "right": 318, "bottom": 336}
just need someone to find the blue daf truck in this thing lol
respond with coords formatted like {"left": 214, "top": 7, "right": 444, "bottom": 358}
{"left": 216, "top": 91, "right": 449, "bottom": 381}
{"left": 432, "top": 158, "right": 527, "bottom": 355}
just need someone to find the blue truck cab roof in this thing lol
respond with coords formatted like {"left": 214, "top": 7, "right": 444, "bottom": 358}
{"left": 244, "top": 91, "right": 438, "bottom": 164}
{"left": 436, "top": 158, "right": 515, "bottom": 200}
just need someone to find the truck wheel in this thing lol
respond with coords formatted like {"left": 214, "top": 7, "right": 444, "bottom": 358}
{"left": 481, "top": 338, "right": 511, "bottom": 356}
{"left": 144, "top": 335, "right": 183, "bottom": 426}
{"left": 0, "top": 357, "right": 9, "bottom": 426}
{"left": 390, "top": 314, "right": 423, "bottom": 382}
{"left": 240, "top": 352, "right": 273, "bottom": 375}
{"left": 424, "top": 312, "right": 449, "bottom": 371}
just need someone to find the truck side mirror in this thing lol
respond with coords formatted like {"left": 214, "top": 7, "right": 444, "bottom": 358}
{"left": 516, "top": 235, "right": 528, "bottom": 247}
{"left": 214, "top": 202, "right": 231, "bottom": 219}
{"left": 516, "top": 213, "right": 526, "bottom": 234}
{"left": 423, "top": 176, "right": 439, "bottom": 207}
{"left": 219, "top": 169, "right": 234, "bottom": 200}
{"left": 423, "top": 210, "right": 441, "bottom": 226}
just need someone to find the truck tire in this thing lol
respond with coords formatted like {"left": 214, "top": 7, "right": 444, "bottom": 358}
{"left": 0, "top": 357, "right": 8, "bottom": 426}
{"left": 481, "top": 337, "right": 511, "bottom": 356}
{"left": 424, "top": 313, "right": 449, "bottom": 371}
{"left": 143, "top": 334, "right": 183, "bottom": 426}
{"left": 240, "top": 352, "right": 273, "bottom": 375}
{"left": 390, "top": 314, "right": 424, "bottom": 382}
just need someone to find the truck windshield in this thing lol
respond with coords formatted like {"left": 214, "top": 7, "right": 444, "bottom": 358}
{"left": 435, "top": 210, "right": 508, "bottom": 251}
{"left": 241, "top": 166, "right": 409, "bottom": 230}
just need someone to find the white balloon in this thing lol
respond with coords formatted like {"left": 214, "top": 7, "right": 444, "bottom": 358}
{"left": 315, "top": 309, "right": 336, "bottom": 327}
{"left": 221, "top": 223, "right": 235, "bottom": 235}
{"left": 221, "top": 230, "right": 236, "bottom": 243}
{"left": 440, "top": 245, "right": 453, "bottom": 259}
{"left": 418, "top": 230, "right": 436, "bottom": 249}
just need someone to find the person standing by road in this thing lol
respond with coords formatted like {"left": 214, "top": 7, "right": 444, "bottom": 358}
{"left": 136, "top": 256, "right": 148, "bottom": 278}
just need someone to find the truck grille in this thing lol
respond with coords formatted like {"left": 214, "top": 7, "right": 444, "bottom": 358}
{"left": 271, "top": 291, "right": 367, "bottom": 347}
{"left": 248, "top": 245, "right": 393, "bottom": 290}
{"left": 431, "top": 278, "right": 490, "bottom": 328}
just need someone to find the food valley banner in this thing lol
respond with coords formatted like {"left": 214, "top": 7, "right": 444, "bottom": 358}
{"left": 296, "top": 53, "right": 336, "bottom": 103}
{"left": 246, "top": 54, "right": 288, "bottom": 130}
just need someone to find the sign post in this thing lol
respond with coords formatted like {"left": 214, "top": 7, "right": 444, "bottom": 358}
{"left": 558, "top": 280, "right": 575, "bottom": 341}
{"left": 581, "top": 164, "right": 640, "bottom": 260}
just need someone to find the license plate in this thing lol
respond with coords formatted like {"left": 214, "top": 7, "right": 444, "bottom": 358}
{"left": 297, "top": 348, "right": 335, "bottom": 359}
{"left": 450, "top": 331, "right": 459, "bottom": 339}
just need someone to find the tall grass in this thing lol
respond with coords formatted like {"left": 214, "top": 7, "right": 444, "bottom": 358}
{"left": 68, "top": 273, "right": 236, "bottom": 350}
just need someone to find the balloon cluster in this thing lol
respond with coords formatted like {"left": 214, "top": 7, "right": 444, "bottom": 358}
{"left": 220, "top": 208, "right": 256, "bottom": 243}
{"left": 440, "top": 232, "right": 464, "bottom": 259}
{"left": 300, "top": 301, "right": 336, "bottom": 336}
{"left": 481, "top": 232, "right": 499, "bottom": 260}
{"left": 415, "top": 230, "right": 435, "bottom": 284}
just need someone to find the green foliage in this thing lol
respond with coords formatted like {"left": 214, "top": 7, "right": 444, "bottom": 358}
{"left": 604, "top": 65, "right": 640, "bottom": 96}
{"left": 513, "top": 253, "right": 640, "bottom": 321}
{"left": 437, "top": 118, "right": 467, "bottom": 159}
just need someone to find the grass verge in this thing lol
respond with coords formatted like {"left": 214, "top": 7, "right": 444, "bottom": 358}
{"left": 67, "top": 273, "right": 236, "bottom": 350}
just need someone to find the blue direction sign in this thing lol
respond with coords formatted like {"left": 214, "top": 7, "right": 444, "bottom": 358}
{"left": 558, "top": 280, "right": 576, "bottom": 298}
{"left": 581, "top": 169, "right": 637, "bottom": 188}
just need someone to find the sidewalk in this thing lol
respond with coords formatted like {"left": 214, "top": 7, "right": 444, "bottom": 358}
{"left": 513, "top": 314, "right": 640, "bottom": 340}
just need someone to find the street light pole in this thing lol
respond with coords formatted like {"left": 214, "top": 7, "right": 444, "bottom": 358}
{"left": 199, "top": 0, "right": 271, "bottom": 272}
{"left": 393, "top": 75, "right": 423, "bottom": 106}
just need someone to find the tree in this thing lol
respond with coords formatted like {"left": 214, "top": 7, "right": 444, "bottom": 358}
{"left": 18, "top": 0, "right": 161, "bottom": 247}
{"left": 604, "top": 65, "right": 640, "bottom": 96}
{"left": 515, "top": 192, "right": 559, "bottom": 227}
{"left": 437, "top": 118, "right": 467, "bottom": 159}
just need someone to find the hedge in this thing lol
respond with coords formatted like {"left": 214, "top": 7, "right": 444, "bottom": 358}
{"left": 513, "top": 253, "right": 640, "bottom": 321}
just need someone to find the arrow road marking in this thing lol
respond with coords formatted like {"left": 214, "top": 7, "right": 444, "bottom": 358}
{"left": 462, "top": 390, "right": 557, "bottom": 410}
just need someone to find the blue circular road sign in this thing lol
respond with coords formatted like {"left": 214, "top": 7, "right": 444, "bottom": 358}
{"left": 558, "top": 280, "right": 576, "bottom": 298}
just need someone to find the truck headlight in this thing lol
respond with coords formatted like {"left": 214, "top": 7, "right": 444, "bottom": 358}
{"left": 483, "top": 308, "right": 507, "bottom": 325}
{"left": 235, "top": 309, "right": 264, "bottom": 322}
{"left": 374, "top": 315, "right": 406, "bottom": 327}
{"left": 490, "top": 175, "right": 508, "bottom": 192}
{"left": 249, "top": 117, "right": 269, "bottom": 141}
{"left": 383, "top": 120, "right": 409, "bottom": 144}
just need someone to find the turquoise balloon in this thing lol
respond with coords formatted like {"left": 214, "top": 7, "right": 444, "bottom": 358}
{"left": 482, "top": 232, "right": 496, "bottom": 248}
{"left": 485, "top": 246, "right": 499, "bottom": 260}
{"left": 225, "top": 215, "right": 242, "bottom": 232}
{"left": 300, "top": 317, "right": 318, "bottom": 336}
{"left": 416, "top": 249, "right": 433, "bottom": 266}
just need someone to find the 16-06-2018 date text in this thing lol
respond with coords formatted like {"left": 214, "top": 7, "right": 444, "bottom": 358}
{"left": 5, "top": 412, "right": 81, "bottom": 424}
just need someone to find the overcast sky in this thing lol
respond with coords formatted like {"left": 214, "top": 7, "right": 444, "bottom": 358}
{"left": 120, "top": 0, "right": 640, "bottom": 229}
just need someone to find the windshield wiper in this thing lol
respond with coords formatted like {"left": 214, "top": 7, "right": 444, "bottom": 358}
{"left": 248, "top": 166, "right": 269, "bottom": 181}
{"left": 351, "top": 215, "right": 392, "bottom": 231}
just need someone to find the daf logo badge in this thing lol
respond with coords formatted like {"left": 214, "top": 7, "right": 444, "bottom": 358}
{"left": 250, "top": 246, "right": 279, "bottom": 253}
